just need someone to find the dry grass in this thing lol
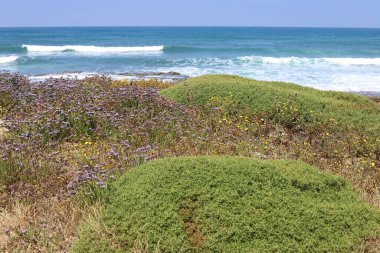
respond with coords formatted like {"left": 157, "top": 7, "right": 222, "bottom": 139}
{"left": 0, "top": 201, "right": 30, "bottom": 251}
{"left": 0, "top": 119, "right": 8, "bottom": 140}
{"left": 356, "top": 238, "right": 380, "bottom": 253}
{"left": 0, "top": 198, "right": 82, "bottom": 252}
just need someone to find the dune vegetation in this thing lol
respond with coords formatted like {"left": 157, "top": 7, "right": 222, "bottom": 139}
{"left": 161, "top": 75, "right": 380, "bottom": 140}
{"left": 0, "top": 72, "right": 379, "bottom": 252}
{"left": 72, "top": 156, "right": 380, "bottom": 253}
{"left": 161, "top": 75, "right": 380, "bottom": 203}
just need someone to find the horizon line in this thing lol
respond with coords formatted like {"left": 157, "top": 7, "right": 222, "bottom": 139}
{"left": 1, "top": 25, "right": 380, "bottom": 29}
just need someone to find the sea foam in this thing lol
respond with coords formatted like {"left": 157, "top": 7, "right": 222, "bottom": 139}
{"left": 22, "top": 45, "right": 164, "bottom": 54}
{"left": 322, "top": 58, "right": 380, "bottom": 66}
{"left": 0, "top": 56, "right": 18, "bottom": 64}
{"left": 237, "top": 56, "right": 380, "bottom": 66}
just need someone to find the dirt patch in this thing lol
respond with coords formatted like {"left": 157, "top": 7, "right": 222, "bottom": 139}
{"left": 356, "top": 237, "right": 380, "bottom": 253}
{"left": 0, "top": 119, "right": 9, "bottom": 140}
{"left": 179, "top": 196, "right": 204, "bottom": 250}
{"left": 367, "top": 96, "right": 380, "bottom": 104}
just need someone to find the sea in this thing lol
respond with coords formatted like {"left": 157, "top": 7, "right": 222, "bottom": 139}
{"left": 1, "top": 27, "right": 380, "bottom": 92}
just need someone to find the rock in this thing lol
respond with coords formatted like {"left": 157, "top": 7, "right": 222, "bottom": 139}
{"left": 166, "top": 71, "right": 181, "bottom": 76}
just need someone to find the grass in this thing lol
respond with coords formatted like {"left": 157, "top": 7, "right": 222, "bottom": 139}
{"left": 160, "top": 74, "right": 380, "bottom": 201}
{"left": 161, "top": 75, "right": 380, "bottom": 140}
{"left": 72, "top": 156, "right": 380, "bottom": 253}
{"left": 0, "top": 72, "right": 379, "bottom": 252}
{"left": 1, "top": 200, "right": 82, "bottom": 252}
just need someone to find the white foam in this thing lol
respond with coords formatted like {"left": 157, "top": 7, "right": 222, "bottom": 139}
{"left": 18, "top": 53, "right": 380, "bottom": 92}
{"left": 0, "top": 56, "right": 18, "bottom": 64}
{"left": 28, "top": 72, "right": 97, "bottom": 82}
{"left": 28, "top": 72, "right": 183, "bottom": 83}
{"left": 22, "top": 45, "right": 164, "bottom": 54}
{"left": 238, "top": 56, "right": 303, "bottom": 65}
{"left": 155, "top": 56, "right": 380, "bottom": 92}
{"left": 237, "top": 56, "right": 380, "bottom": 66}
{"left": 323, "top": 58, "right": 380, "bottom": 66}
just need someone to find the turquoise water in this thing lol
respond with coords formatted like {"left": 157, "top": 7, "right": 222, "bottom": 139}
{"left": 1, "top": 27, "right": 380, "bottom": 91}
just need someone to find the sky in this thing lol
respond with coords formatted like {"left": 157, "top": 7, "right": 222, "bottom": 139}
{"left": 0, "top": 0, "right": 379, "bottom": 28}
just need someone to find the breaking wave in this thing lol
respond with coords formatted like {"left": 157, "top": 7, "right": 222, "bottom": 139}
{"left": 22, "top": 45, "right": 164, "bottom": 54}
{"left": 0, "top": 56, "right": 18, "bottom": 64}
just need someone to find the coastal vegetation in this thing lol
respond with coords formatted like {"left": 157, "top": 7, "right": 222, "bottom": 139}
{"left": 0, "top": 72, "right": 379, "bottom": 252}
{"left": 161, "top": 75, "right": 380, "bottom": 140}
{"left": 72, "top": 157, "right": 380, "bottom": 253}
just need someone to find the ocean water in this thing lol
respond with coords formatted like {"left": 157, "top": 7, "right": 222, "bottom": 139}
{"left": 1, "top": 27, "right": 380, "bottom": 92}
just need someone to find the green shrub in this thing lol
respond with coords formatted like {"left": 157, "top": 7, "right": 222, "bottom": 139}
{"left": 72, "top": 156, "right": 380, "bottom": 253}
{"left": 160, "top": 75, "right": 380, "bottom": 137}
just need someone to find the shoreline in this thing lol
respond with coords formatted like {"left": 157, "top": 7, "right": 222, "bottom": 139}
{"left": 23, "top": 71, "right": 380, "bottom": 100}
{"left": 27, "top": 71, "right": 189, "bottom": 83}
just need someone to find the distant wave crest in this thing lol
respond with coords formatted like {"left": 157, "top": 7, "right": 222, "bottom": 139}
{"left": 237, "top": 56, "right": 380, "bottom": 66}
{"left": 22, "top": 45, "right": 164, "bottom": 54}
{"left": 0, "top": 55, "right": 18, "bottom": 64}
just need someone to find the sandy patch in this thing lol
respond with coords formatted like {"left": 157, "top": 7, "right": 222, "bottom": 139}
{"left": 0, "top": 119, "right": 8, "bottom": 140}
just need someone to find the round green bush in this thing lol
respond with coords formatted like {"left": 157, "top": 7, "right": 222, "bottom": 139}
{"left": 72, "top": 156, "right": 380, "bottom": 253}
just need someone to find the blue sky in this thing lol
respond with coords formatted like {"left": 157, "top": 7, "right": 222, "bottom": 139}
{"left": 0, "top": 0, "right": 379, "bottom": 28}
